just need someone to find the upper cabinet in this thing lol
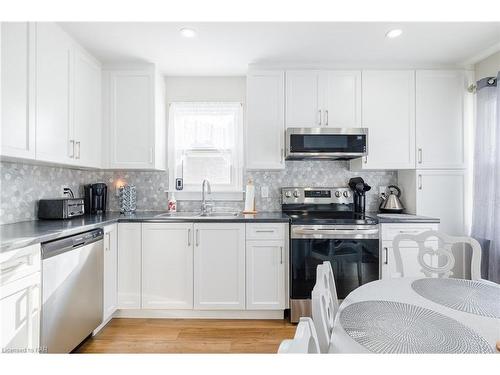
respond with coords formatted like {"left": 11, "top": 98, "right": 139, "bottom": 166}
{"left": 1, "top": 22, "right": 36, "bottom": 159}
{"left": 416, "top": 70, "right": 468, "bottom": 169}
{"left": 102, "top": 65, "right": 166, "bottom": 170}
{"left": 1, "top": 22, "right": 102, "bottom": 168}
{"left": 246, "top": 70, "right": 285, "bottom": 170}
{"left": 285, "top": 70, "right": 361, "bottom": 128}
{"left": 351, "top": 70, "right": 416, "bottom": 170}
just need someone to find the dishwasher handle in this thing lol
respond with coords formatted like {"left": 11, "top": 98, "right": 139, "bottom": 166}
{"left": 42, "top": 228, "right": 104, "bottom": 260}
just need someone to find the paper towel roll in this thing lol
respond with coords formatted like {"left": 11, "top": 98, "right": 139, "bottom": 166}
{"left": 244, "top": 180, "right": 255, "bottom": 213}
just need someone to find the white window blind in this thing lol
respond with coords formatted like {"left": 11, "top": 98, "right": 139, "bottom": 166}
{"left": 168, "top": 102, "right": 243, "bottom": 194}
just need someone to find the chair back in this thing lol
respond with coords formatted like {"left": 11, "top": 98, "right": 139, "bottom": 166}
{"left": 311, "top": 261, "right": 339, "bottom": 353}
{"left": 277, "top": 317, "right": 320, "bottom": 354}
{"left": 392, "top": 230, "right": 482, "bottom": 280}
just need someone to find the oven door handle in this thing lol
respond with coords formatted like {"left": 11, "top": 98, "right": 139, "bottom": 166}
{"left": 293, "top": 228, "right": 379, "bottom": 236}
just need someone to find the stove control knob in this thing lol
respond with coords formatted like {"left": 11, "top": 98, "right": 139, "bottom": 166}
{"left": 293, "top": 190, "right": 300, "bottom": 198}
{"left": 343, "top": 191, "right": 350, "bottom": 198}
{"left": 334, "top": 191, "right": 341, "bottom": 198}
{"left": 284, "top": 191, "right": 292, "bottom": 198}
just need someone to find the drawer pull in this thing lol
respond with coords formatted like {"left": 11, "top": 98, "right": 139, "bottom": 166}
{"left": 384, "top": 247, "right": 388, "bottom": 265}
{"left": 280, "top": 246, "right": 283, "bottom": 264}
{"left": 255, "top": 230, "right": 275, "bottom": 233}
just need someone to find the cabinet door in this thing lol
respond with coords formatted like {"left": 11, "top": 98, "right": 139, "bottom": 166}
{"left": 142, "top": 223, "right": 193, "bottom": 309}
{"left": 246, "top": 240, "right": 285, "bottom": 310}
{"left": 246, "top": 70, "right": 285, "bottom": 170}
{"left": 73, "top": 48, "right": 101, "bottom": 168}
{"left": 324, "top": 71, "right": 361, "bottom": 127}
{"left": 117, "top": 223, "right": 142, "bottom": 308}
{"left": 1, "top": 22, "right": 35, "bottom": 159}
{"left": 360, "top": 70, "right": 416, "bottom": 169}
{"left": 108, "top": 70, "right": 154, "bottom": 169}
{"left": 103, "top": 225, "right": 117, "bottom": 321}
{"left": 416, "top": 71, "right": 466, "bottom": 169}
{"left": 0, "top": 272, "right": 41, "bottom": 352}
{"left": 194, "top": 223, "right": 245, "bottom": 310}
{"left": 285, "top": 71, "right": 322, "bottom": 128}
{"left": 416, "top": 170, "right": 466, "bottom": 236}
{"left": 35, "top": 22, "right": 73, "bottom": 165}
{"left": 381, "top": 246, "right": 437, "bottom": 279}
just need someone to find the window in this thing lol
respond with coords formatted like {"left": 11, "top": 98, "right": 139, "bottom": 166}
{"left": 168, "top": 102, "right": 243, "bottom": 197}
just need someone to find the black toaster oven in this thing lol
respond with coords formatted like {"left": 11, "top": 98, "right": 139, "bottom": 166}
{"left": 38, "top": 198, "right": 85, "bottom": 219}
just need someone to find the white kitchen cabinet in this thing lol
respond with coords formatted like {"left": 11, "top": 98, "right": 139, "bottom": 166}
{"left": 285, "top": 70, "right": 362, "bottom": 128}
{"left": 246, "top": 240, "right": 285, "bottom": 310}
{"left": 102, "top": 64, "right": 166, "bottom": 170}
{"left": 286, "top": 70, "right": 322, "bottom": 127}
{"left": 142, "top": 223, "right": 193, "bottom": 309}
{"left": 1, "top": 22, "right": 36, "bottom": 160}
{"left": 72, "top": 47, "right": 102, "bottom": 168}
{"left": 380, "top": 223, "right": 439, "bottom": 279}
{"left": 398, "top": 170, "right": 466, "bottom": 236}
{"left": 246, "top": 70, "right": 285, "bottom": 170}
{"left": 34, "top": 22, "right": 73, "bottom": 165}
{"left": 103, "top": 224, "right": 117, "bottom": 321}
{"left": 416, "top": 70, "right": 468, "bottom": 169}
{"left": 0, "top": 244, "right": 41, "bottom": 352}
{"left": 351, "top": 70, "right": 416, "bottom": 170}
{"left": 193, "top": 223, "right": 245, "bottom": 310}
{"left": 324, "top": 71, "right": 362, "bottom": 127}
{"left": 117, "top": 223, "right": 142, "bottom": 309}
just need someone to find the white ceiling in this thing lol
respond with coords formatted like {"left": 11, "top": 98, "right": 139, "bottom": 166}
{"left": 59, "top": 22, "right": 500, "bottom": 75}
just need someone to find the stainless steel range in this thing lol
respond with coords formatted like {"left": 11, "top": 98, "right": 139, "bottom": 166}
{"left": 282, "top": 187, "right": 380, "bottom": 322}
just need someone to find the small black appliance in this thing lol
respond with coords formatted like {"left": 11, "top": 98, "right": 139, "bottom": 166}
{"left": 84, "top": 183, "right": 108, "bottom": 214}
{"left": 348, "top": 177, "right": 371, "bottom": 214}
{"left": 38, "top": 198, "right": 85, "bottom": 219}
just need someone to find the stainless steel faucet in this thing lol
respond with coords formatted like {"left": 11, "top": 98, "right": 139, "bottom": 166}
{"left": 201, "top": 179, "right": 212, "bottom": 215}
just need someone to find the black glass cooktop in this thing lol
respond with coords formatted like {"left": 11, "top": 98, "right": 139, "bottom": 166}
{"left": 285, "top": 211, "right": 378, "bottom": 225}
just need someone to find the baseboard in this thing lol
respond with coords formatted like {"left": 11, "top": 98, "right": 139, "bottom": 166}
{"left": 92, "top": 315, "right": 114, "bottom": 335}
{"left": 113, "top": 309, "right": 285, "bottom": 319}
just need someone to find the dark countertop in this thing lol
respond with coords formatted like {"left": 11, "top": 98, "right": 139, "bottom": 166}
{"left": 0, "top": 211, "right": 290, "bottom": 253}
{"left": 376, "top": 213, "right": 440, "bottom": 224}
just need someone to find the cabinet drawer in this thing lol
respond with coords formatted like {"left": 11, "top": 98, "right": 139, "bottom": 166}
{"left": 0, "top": 244, "right": 41, "bottom": 286}
{"left": 246, "top": 223, "right": 285, "bottom": 241}
{"left": 381, "top": 223, "right": 439, "bottom": 242}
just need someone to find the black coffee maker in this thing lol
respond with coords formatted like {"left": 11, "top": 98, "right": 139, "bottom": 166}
{"left": 348, "top": 177, "right": 371, "bottom": 214}
{"left": 84, "top": 183, "right": 108, "bottom": 214}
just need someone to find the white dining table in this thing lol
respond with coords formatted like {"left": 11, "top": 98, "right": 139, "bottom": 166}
{"left": 328, "top": 277, "right": 500, "bottom": 353}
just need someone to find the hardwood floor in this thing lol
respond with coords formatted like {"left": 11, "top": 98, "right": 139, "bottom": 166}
{"left": 76, "top": 318, "right": 296, "bottom": 354}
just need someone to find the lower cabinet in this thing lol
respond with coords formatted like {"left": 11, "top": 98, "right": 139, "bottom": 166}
{"left": 246, "top": 240, "right": 285, "bottom": 310}
{"left": 194, "top": 223, "right": 246, "bottom": 310}
{"left": 103, "top": 224, "right": 118, "bottom": 321}
{"left": 117, "top": 223, "right": 142, "bottom": 308}
{"left": 0, "top": 244, "right": 41, "bottom": 352}
{"left": 142, "top": 223, "right": 193, "bottom": 309}
{"left": 380, "top": 223, "right": 439, "bottom": 279}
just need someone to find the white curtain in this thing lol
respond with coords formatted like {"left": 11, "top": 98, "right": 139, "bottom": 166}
{"left": 471, "top": 73, "right": 500, "bottom": 283}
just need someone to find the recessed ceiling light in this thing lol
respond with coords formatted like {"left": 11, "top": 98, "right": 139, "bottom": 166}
{"left": 386, "top": 29, "right": 403, "bottom": 39}
{"left": 180, "top": 28, "right": 197, "bottom": 38}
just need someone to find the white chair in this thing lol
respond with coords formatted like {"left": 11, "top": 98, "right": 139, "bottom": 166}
{"left": 311, "top": 261, "right": 339, "bottom": 353}
{"left": 277, "top": 317, "right": 320, "bottom": 354}
{"left": 392, "top": 230, "right": 491, "bottom": 282}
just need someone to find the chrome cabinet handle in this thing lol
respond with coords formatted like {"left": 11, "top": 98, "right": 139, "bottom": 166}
{"left": 105, "top": 232, "right": 110, "bottom": 251}
{"left": 195, "top": 229, "right": 199, "bottom": 247}
{"left": 418, "top": 174, "right": 423, "bottom": 190}
{"left": 281, "top": 148, "right": 284, "bottom": 163}
{"left": 75, "top": 141, "right": 81, "bottom": 159}
{"left": 280, "top": 246, "right": 283, "bottom": 264}
{"left": 364, "top": 156, "right": 368, "bottom": 164}
{"left": 318, "top": 110, "right": 322, "bottom": 125}
{"left": 69, "top": 140, "right": 75, "bottom": 158}
{"left": 255, "top": 230, "right": 275, "bottom": 233}
{"left": 325, "top": 110, "right": 329, "bottom": 126}
{"left": 188, "top": 228, "right": 191, "bottom": 247}
{"left": 384, "top": 247, "right": 388, "bottom": 264}
{"left": 149, "top": 147, "right": 153, "bottom": 164}
{"left": 418, "top": 148, "right": 422, "bottom": 164}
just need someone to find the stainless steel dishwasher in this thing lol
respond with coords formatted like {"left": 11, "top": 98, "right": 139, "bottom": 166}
{"left": 41, "top": 228, "right": 104, "bottom": 353}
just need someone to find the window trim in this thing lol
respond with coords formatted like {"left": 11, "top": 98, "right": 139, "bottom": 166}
{"left": 167, "top": 102, "right": 244, "bottom": 201}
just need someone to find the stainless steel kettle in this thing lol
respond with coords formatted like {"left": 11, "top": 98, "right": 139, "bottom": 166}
{"left": 379, "top": 185, "right": 404, "bottom": 213}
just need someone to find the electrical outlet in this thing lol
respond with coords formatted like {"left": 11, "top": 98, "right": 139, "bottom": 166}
{"left": 379, "top": 186, "right": 387, "bottom": 196}
{"left": 261, "top": 185, "right": 269, "bottom": 198}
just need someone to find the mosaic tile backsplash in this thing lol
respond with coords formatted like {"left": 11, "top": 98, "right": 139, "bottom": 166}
{"left": 0, "top": 161, "right": 396, "bottom": 224}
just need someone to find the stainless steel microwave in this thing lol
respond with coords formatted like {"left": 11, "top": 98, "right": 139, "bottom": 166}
{"left": 285, "top": 127, "right": 368, "bottom": 160}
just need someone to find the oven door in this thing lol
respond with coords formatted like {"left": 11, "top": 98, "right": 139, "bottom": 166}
{"left": 290, "top": 225, "right": 379, "bottom": 300}
{"left": 286, "top": 127, "right": 368, "bottom": 160}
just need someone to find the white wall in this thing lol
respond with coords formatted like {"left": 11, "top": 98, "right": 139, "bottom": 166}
{"left": 474, "top": 51, "right": 500, "bottom": 80}
{"left": 164, "top": 76, "right": 246, "bottom": 103}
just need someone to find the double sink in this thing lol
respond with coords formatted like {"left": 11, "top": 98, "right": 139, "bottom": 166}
{"left": 153, "top": 211, "right": 240, "bottom": 220}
